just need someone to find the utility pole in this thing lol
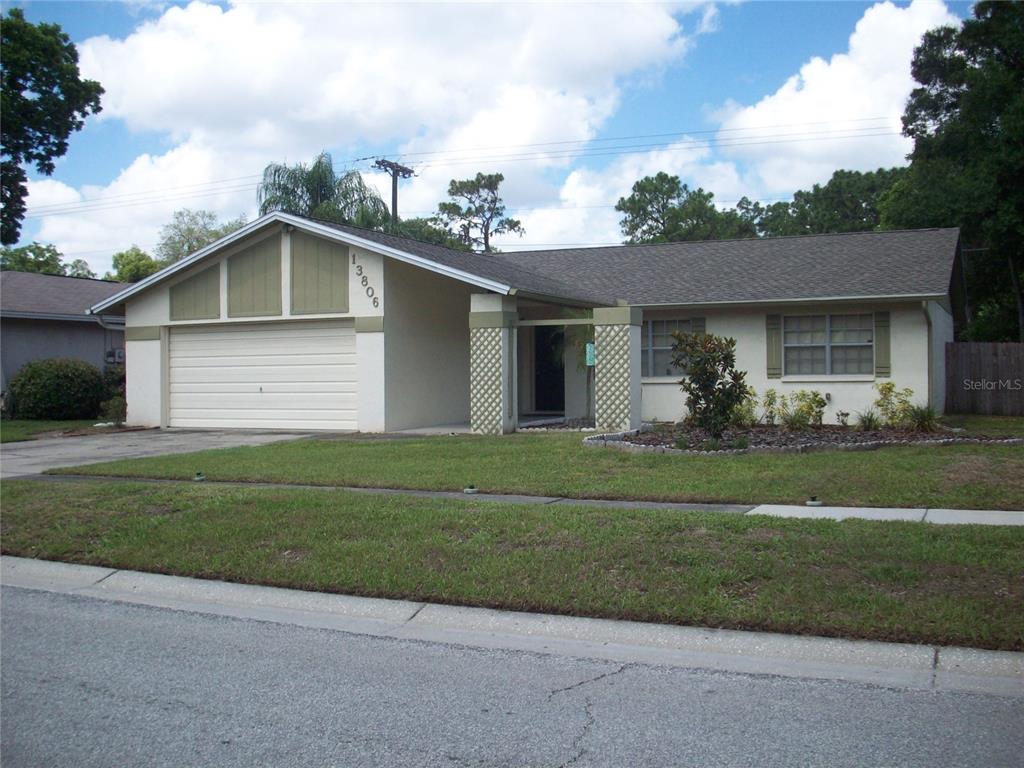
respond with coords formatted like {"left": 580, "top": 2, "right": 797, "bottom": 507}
{"left": 373, "top": 159, "right": 414, "bottom": 229}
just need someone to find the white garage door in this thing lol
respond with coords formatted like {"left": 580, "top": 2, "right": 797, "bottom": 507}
{"left": 168, "top": 320, "right": 357, "bottom": 430}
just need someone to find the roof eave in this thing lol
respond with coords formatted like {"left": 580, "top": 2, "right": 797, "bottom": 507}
{"left": 629, "top": 292, "right": 949, "bottom": 310}
{"left": 89, "top": 212, "right": 517, "bottom": 314}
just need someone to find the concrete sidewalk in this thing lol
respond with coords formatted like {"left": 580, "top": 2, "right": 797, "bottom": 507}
{"left": 29, "top": 473, "right": 1024, "bottom": 526}
{"left": 3, "top": 555, "right": 1022, "bottom": 698}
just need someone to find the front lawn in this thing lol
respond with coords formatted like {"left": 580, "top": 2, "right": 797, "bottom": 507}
{"left": 0, "top": 420, "right": 105, "bottom": 443}
{"left": 56, "top": 430, "right": 1024, "bottom": 510}
{"left": 3, "top": 479, "right": 1022, "bottom": 650}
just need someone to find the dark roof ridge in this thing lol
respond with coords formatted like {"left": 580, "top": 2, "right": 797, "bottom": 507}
{"left": 0, "top": 269, "right": 124, "bottom": 285}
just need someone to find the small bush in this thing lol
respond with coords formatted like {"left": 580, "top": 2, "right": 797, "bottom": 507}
{"left": 102, "top": 363, "right": 126, "bottom": 399}
{"left": 874, "top": 382, "right": 915, "bottom": 428}
{"left": 761, "top": 389, "right": 780, "bottom": 426}
{"left": 731, "top": 435, "right": 750, "bottom": 450}
{"left": 674, "top": 436, "right": 690, "bottom": 450}
{"left": 731, "top": 389, "right": 758, "bottom": 427}
{"left": 836, "top": 410, "right": 850, "bottom": 427}
{"left": 906, "top": 404, "right": 938, "bottom": 432}
{"left": 857, "top": 408, "right": 881, "bottom": 431}
{"left": 100, "top": 395, "right": 127, "bottom": 426}
{"left": 8, "top": 358, "right": 105, "bottom": 420}
{"left": 671, "top": 332, "right": 751, "bottom": 439}
{"left": 777, "top": 389, "right": 826, "bottom": 430}
{"left": 700, "top": 438, "right": 721, "bottom": 452}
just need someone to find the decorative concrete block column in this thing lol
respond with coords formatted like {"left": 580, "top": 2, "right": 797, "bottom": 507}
{"left": 469, "top": 293, "right": 517, "bottom": 434}
{"left": 593, "top": 306, "right": 642, "bottom": 432}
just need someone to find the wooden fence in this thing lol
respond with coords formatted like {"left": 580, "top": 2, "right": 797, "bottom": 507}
{"left": 945, "top": 342, "right": 1024, "bottom": 415}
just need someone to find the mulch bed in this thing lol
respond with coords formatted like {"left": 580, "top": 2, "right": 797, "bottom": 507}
{"left": 594, "top": 423, "right": 1024, "bottom": 455}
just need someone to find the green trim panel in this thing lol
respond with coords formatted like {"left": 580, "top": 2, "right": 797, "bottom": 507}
{"left": 874, "top": 311, "right": 891, "bottom": 377}
{"left": 228, "top": 236, "right": 282, "bottom": 317}
{"left": 469, "top": 311, "right": 517, "bottom": 328}
{"left": 593, "top": 307, "right": 642, "bottom": 326}
{"left": 291, "top": 231, "right": 349, "bottom": 314}
{"left": 691, "top": 316, "right": 706, "bottom": 335}
{"left": 126, "top": 326, "right": 161, "bottom": 341}
{"left": 766, "top": 314, "right": 782, "bottom": 378}
{"left": 170, "top": 264, "right": 220, "bottom": 321}
{"left": 354, "top": 316, "right": 384, "bottom": 333}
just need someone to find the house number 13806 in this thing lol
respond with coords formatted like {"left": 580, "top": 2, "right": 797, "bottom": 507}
{"left": 351, "top": 253, "right": 380, "bottom": 308}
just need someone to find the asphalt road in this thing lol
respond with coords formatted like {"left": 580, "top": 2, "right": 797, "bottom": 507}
{"left": 2, "top": 586, "right": 1021, "bottom": 768}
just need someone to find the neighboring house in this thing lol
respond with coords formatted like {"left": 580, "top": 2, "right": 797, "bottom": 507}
{"left": 1, "top": 271, "right": 127, "bottom": 392}
{"left": 88, "top": 212, "right": 960, "bottom": 433}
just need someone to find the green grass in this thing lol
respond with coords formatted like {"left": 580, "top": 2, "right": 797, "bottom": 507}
{"left": 57, "top": 430, "right": 1024, "bottom": 510}
{"left": 3, "top": 478, "right": 1022, "bottom": 650}
{"left": 941, "top": 414, "right": 1024, "bottom": 438}
{"left": 0, "top": 419, "right": 102, "bottom": 443}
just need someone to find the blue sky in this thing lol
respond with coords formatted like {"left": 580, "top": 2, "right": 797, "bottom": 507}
{"left": 7, "top": 0, "right": 971, "bottom": 273}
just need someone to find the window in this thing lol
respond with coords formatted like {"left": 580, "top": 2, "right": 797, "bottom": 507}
{"left": 783, "top": 313, "right": 874, "bottom": 376}
{"left": 642, "top": 318, "right": 695, "bottom": 377}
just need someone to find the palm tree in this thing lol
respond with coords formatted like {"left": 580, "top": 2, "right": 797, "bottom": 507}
{"left": 257, "top": 152, "right": 390, "bottom": 229}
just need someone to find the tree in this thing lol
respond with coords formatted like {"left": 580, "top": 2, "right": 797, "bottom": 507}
{"left": 670, "top": 331, "right": 751, "bottom": 440}
{"left": 104, "top": 246, "right": 161, "bottom": 283}
{"left": 64, "top": 258, "right": 95, "bottom": 278}
{"left": 880, "top": 2, "right": 1024, "bottom": 340}
{"left": 761, "top": 168, "right": 907, "bottom": 237}
{"left": 615, "top": 173, "right": 758, "bottom": 244}
{"left": 155, "top": 208, "right": 246, "bottom": 264}
{"left": 1, "top": 242, "right": 64, "bottom": 274}
{"left": 258, "top": 152, "right": 389, "bottom": 229}
{"left": 393, "top": 216, "right": 472, "bottom": 250}
{"left": 436, "top": 172, "right": 523, "bottom": 253}
{"left": 1, "top": 8, "right": 103, "bottom": 244}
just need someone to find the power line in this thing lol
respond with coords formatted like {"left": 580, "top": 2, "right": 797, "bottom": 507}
{"left": 25, "top": 120, "right": 903, "bottom": 220}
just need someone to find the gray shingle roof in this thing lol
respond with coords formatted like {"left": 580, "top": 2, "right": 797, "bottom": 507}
{"left": 318, "top": 221, "right": 612, "bottom": 305}
{"left": 494, "top": 228, "right": 961, "bottom": 306}
{"left": 1, "top": 271, "right": 127, "bottom": 318}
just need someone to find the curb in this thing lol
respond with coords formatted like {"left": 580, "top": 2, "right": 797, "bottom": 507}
{"left": 3, "top": 555, "right": 1021, "bottom": 698}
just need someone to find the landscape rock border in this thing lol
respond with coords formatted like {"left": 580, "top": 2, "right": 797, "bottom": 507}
{"left": 582, "top": 427, "right": 1024, "bottom": 456}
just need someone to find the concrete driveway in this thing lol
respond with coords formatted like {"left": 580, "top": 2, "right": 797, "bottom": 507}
{"left": 0, "top": 429, "right": 312, "bottom": 479}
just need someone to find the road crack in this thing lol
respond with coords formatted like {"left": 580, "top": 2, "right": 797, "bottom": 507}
{"left": 559, "top": 698, "right": 596, "bottom": 767}
{"left": 548, "top": 663, "right": 628, "bottom": 700}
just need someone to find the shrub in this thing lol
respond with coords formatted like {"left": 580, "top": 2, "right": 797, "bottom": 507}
{"left": 873, "top": 382, "right": 915, "bottom": 428}
{"left": 836, "top": 410, "right": 850, "bottom": 427}
{"left": 8, "top": 358, "right": 105, "bottom": 419}
{"left": 761, "top": 388, "right": 781, "bottom": 426}
{"left": 102, "top": 363, "right": 126, "bottom": 399}
{"left": 100, "top": 395, "right": 127, "bottom": 426}
{"left": 671, "top": 332, "right": 751, "bottom": 439}
{"left": 906, "top": 404, "right": 938, "bottom": 432}
{"left": 857, "top": 408, "right": 881, "bottom": 431}
{"left": 700, "top": 438, "right": 721, "bottom": 452}
{"left": 731, "top": 435, "right": 750, "bottom": 450}
{"left": 730, "top": 388, "right": 758, "bottom": 427}
{"left": 777, "top": 389, "right": 826, "bottom": 430}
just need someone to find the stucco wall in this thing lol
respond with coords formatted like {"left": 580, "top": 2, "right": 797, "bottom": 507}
{"left": 1, "top": 318, "right": 123, "bottom": 391}
{"left": 640, "top": 302, "right": 935, "bottom": 424}
{"left": 126, "top": 338, "right": 162, "bottom": 427}
{"left": 383, "top": 259, "right": 472, "bottom": 430}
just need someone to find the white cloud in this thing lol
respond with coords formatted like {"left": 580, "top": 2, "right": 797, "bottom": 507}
{"left": 713, "top": 0, "right": 960, "bottom": 194}
{"left": 29, "top": 0, "right": 706, "bottom": 272}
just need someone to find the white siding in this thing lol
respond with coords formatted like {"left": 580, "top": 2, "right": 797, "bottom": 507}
{"left": 168, "top": 320, "right": 357, "bottom": 430}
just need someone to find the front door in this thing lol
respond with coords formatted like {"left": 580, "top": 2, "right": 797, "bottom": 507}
{"left": 533, "top": 326, "right": 565, "bottom": 413}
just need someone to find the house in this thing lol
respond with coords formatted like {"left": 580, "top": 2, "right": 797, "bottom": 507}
{"left": 88, "top": 212, "right": 960, "bottom": 433}
{"left": 1, "top": 271, "right": 126, "bottom": 392}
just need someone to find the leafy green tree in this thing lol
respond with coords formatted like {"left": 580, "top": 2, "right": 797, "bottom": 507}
{"left": 436, "top": 172, "right": 523, "bottom": 253}
{"left": 615, "top": 173, "right": 757, "bottom": 243}
{"left": 155, "top": 208, "right": 246, "bottom": 264}
{"left": 881, "top": 1, "right": 1024, "bottom": 340}
{"left": 1, "top": 8, "right": 103, "bottom": 244}
{"left": 64, "top": 258, "right": 95, "bottom": 278}
{"left": 671, "top": 331, "right": 751, "bottom": 440}
{"left": 258, "top": 152, "right": 389, "bottom": 229}
{"left": 394, "top": 216, "right": 472, "bottom": 250}
{"left": 1, "top": 242, "right": 65, "bottom": 274}
{"left": 762, "top": 168, "right": 907, "bottom": 237}
{"left": 104, "top": 246, "right": 161, "bottom": 283}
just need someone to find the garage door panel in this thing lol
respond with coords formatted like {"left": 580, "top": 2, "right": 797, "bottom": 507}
{"left": 168, "top": 320, "right": 357, "bottom": 430}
